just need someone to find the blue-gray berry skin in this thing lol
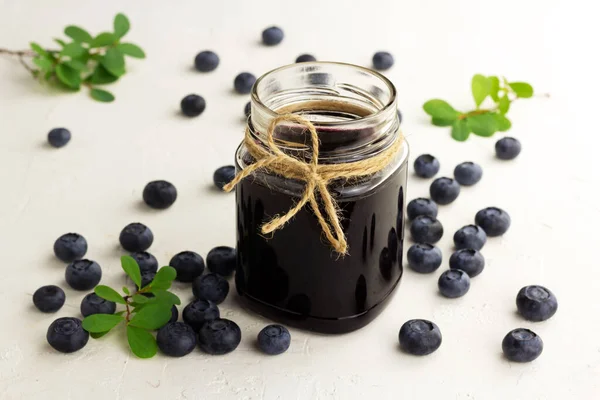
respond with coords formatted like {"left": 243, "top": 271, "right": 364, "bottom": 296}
{"left": 33, "top": 285, "right": 66, "bottom": 313}
{"left": 438, "top": 269, "right": 470, "bottom": 298}
{"left": 410, "top": 215, "right": 443, "bottom": 244}
{"left": 47, "top": 317, "right": 89, "bottom": 353}
{"left": 516, "top": 285, "right": 558, "bottom": 322}
{"left": 169, "top": 305, "right": 179, "bottom": 323}
{"left": 47, "top": 128, "right": 71, "bottom": 148}
{"left": 141, "top": 270, "right": 155, "bottom": 287}
{"left": 453, "top": 162, "right": 483, "bottom": 186}
{"left": 244, "top": 102, "right": 251, "bottom": 118}
{"left": 129, "top": 251, "right": 158, "bottom": 274}
{"left": 453, "top": 225, "right": 487, "bottom": 251}
{"left": 413, "top": 154, "right": 440, "bottom": 178}
{"left": 143, "top": 180, "right": 177, "bottom": 209}
{"left": 295, "top": 54, "right": 316, "bottom": 63}
{"left": 475, "top": 207, "right": 511, "bottom": 237}
{"left": 430, "top": 177, "right": 460, "bottom": 205}
{"left": 262, "top": 26, "right": 284, "bottom": 46}
{"left": 180, "top": 94, "right": 206, "bottom": 117}
{"left": 502, "top": 328, "right": 543, "bottom": 362}
{"left": 169, "top": 251, "right": 205, "bottom": 282}
{"left": 194, "top": 50, "right": 219, "bottom": 72}
{"left": 198, "top": 318, "right": 241, "bottom": 355}
{"left": 157, "top": 322, "right": 197, "bottom": 357}
{"left": 54, "top": 233, "right": 88, "bottom": 263}
{"left": 182, "top": 299, "right": 220, "bottom": 332}
{"left": 80, "top": 293, "right": 116, "bottom": 317}
{"left": 407, "top": 244, "right": 442, "bottom": 273}
{"left": 496, "top": 137, "right": 521, "bottom": 160}
{"left": 399, "top": 319, "right": 442, "bottom": 356}
{"left": 449, "top": 249, "right": 484, "bottom": 277}
{"left": 234, "top": 72, "right": 257, "bottom": 94}
{"left": 65, "top": 259, "right": 102, "bottom": 290}
{"left": 192, "top": 273, "right": 230, "bottom": 304}
{"left": 119, "top": 222, "right": 153, "bottom": 252}
{"left": 372, "top": 51, "right": 394, "bottom": 70}
{"left": 213, "top": 165, "right": 236, "bottom": 190}
{"left": 258, "top": 324, "right": 291, "bottom": 355}
{"left": 407, "top": 198, "right": 438, "bottom": 220}
{"left": 207, "top": 246, "right": 237, "bottom": 277}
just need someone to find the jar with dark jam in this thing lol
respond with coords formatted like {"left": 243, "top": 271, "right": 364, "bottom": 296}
{"left": 234, "top": 62, "right": 409, "bottom": 333}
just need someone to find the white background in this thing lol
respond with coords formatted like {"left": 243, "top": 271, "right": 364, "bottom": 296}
{"left": 0, "top": 0, "right": 599, "bottom": 399}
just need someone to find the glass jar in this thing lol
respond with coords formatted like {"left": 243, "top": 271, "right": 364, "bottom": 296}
{"left": 234, "top": 62, "right": 409, "bottom": 333}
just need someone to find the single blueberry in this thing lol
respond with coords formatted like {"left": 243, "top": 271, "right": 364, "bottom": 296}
{"left": 141, "top": 270, "right": 156, "bottom": 287}
{"left": 407, "top": 198, "right": 438, "bottom": 220}
{"left": 413, "top": 154, "right": 440, "bottom": 178}
{"left": 438, "top": 269, "right": 471, "bottom": 298}
{"left": 157, "top": 322, "right": 197, "bottom": 357}
{"left": 372, "top": 51, "right": 394, "bottom": 70}
{"left": 169, "top": 251, "right": 205, "bottom": 282}
{"left": 182, "top": 299, "right": 220, "bottom": 332}
{"left": 449, "top": 249, "right": 485, "bottom": 277}
{"left": 296, "top": 54, "right": 316, "bottom": 63}
{"left": 53, "top": 233, "right": 88, "bottom": 263}
{"left": 169, "top": 305, "right": 179, "bottom": 323}
{"left": 407, "top": 244, "right": 442, "bottom": 273}
{"left": 502, "top": 328, "right": 543, "bottom": 362}
{"left": 46, "top": 317, "right": 89, "bottom": 353}
{"left": 244, "top": 101, "right": 251, "bottom": 118}
{"left": 475, "top": 207, "right": 511, "bottom": 237}
{"left": 496, "top": 137, "right": 521, "bottom": 160}
{"left": 516, "top": 285, "right": 558, "bottom": 322}
{"left": 33, "top": 285, "right": 66, "bottom": 313}
{"left": 207, "top": 246, "right": 236, "bottom": 277}
{"left": 65, "top": 259, "right": 102, "bottom": 290}
{"left": 213, "top": 165, "right": 236, "bottom": 190}
{"left": 453, "top": 162, "right": 483, "bottom": 186}
{"left": 129, "top": 251, "right": 158, "bottom": 274}
{"left": 198, "top": 318, "right": 242, "bottom": 355}
{"left": 194, "top": 50, "right": 219, "bottom": 72}
{"left": 47, "top": 128, "right": 71, "bottom": 148}
{"left": 180, "top": 94, "right": 206, "bottom": 117}
{"left": 192, "top": 273, "right": 230, "bottom": 304}
{"left": 143, "top": 180, "right": 177, "bottom": 209}
{"left": 399, "top": 319, "right": 442, "bottom": 356}
{"left": 453, "top": 224, "right": 487, "bottom": 251}
{"left": 234, "top": 72, "right": 257, "bottom": 94}
{"left": 410, "top": 215, "right": 443, "bottom": 244}
{"left": 262, "top": 26, "right": 284, "bottom": 46}
{"left": 119, "top": 222, "right": 154, "bottom": 252}
{"left": 430, "top": 177, "right": 460, "bottom": 205}
{"left": 80, "top": 293, "right": 116, "bottom": 317}
{"left": 257, "top": 324, "right": 291, "bottom": 355}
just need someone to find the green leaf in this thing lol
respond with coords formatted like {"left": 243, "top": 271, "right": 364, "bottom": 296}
{"left": 90, "top": 331, "right": 110, "bottom": 339}
{"left": 95, "top": 285, "right": 127, "bottom": 304}
{"left": 64, "top": 26, "right": 93, "bottom": 43}
{"left": 101, "top": 48, "right": 125, "bottom": 77}
{"left": 64, "top": 59, "right": 86, "bottom": 70}
{"left": 129, "top": 304, "right": 173, "bottom": 330}
{"left": 54, "top": 39, "right": 67, "bottom": 47}
{"left": 33, "top": 57, "right": 53, "bottom": 72}
{"left": 90, "top": 88, "right": 115, "bottom": 102}
{"left": 422, "top": 99, "right": 459, "bottom": 120}
{"left": 117, "top": 43, "right": 145, "bottom": 59}
{"left": 451, "top": 119, "right": 470, "bottom": 141}
{"left": 30, "top": 42, "right": 48, "bottom": 57}
{"left": 494, "top": 114, "right": 512, "bottom": 131}
{"left": 55, "top": 64, "right": 81, "bottom": 89}
{"left": 471, "top": 74, "right": 491, "bottom": 108}
{"left": 148, "top": 289, "right": 181, "bottom": 306}
{"left": 126, "top": 325, "right": 157, "bottom": 359}
{"left": 431, "top": 118, "right": 455, "bottom": 127}
{"left": 508, "top": 82, "right": 533, "bottom": 98}
{"left": 122, "top": 286, "right": 130, "bottom": 295}
{"left": 466, "top": 113, "right": 498, "bottom": 137}
{"left": 132, "top": 294, "right": 149, "bottom": 304}
{"left": 121, "top": 255, "right": 142, "bottom": 289}
{"left": 88, "top": 64, "right": 119, "bottom": 85}
{"left": 114, "top": 13, "right": 131, "bottom": 38}
{"left": 489, "top": 76, "right": 500, "bottom": 102}
{"left": 498, "top": 96, "right": 510, "bottom": 114}
{"left": 90, "top": 32, "right": 116, "bottom": 48}
{"left": 60, "top": 42, "right": 86, "bottom": 58}
{"left": 148, "top": 266, "right": 177, "bottom": 289}
{"left": 82, "top": 314, "right": 124, "bottom": 333}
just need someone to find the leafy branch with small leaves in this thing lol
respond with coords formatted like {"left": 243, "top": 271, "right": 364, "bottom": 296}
{"left": 81, "top": 256, "right": 180, "bottom": 359}
{"left": 423, "top": 74, "right": 540, "bottom": 141}
{"left": 0, "top": 13, "right": 144, "bottom": 102}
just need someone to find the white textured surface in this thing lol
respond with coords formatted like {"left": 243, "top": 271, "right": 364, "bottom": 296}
{"left": 0, "top": 0, "right": 598, "bottom": 399}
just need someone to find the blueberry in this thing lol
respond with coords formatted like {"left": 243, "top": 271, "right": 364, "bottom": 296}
{"left": 413, "top": 154, "right": 440, "bottom": 178}
{"left": 502, "top": 328, "right": 543, "bottom": 362}
{"left": 213, "top": 165, "right": 236, "bottom": 190}
{"left": 295, "top": 54, "right": 316, "bottom": 63}
{"left": 516, "top": 285, "right": 558, "bottom": 322}
{"left": 33, "top": 285, "right": 66, "bottom": 313}
{"left": 438, "top": 269, "right": 471, "bottom": 298}
{"left": 141, "top": 270, "right": 156, "bottom": 287}
{"left": 207, "top": 246, "right": 237, "bottom": 277}
{"left": 244, "top": 101, "right": 251, "bottom": 118}
{"left": 453, "top": 162, "right": 483, "bottom": 186}
{"left": 53, "top": 233, "right": 88, "bottom": 263}
{"left": 46, "top": 317, "right": 89, "bottom": 353}
{"left": 169, "top": 251, "right": 205, "bottom": 282}
{"left": 372, "top": 51, "right": 394, "bottom": 70}
{"left": 157, "top": 322, "right": 197, "bottom": 357}
{"left": 129, "top": 251, "right": 158, "bottom": 274}
{"left": 407, "top": 198, "right": 438, "bottom": 220}
{"left": 198, "top": 318, "right": 242, "bottom": 355}
{"left": 180, "top": 94, "right": 206, "bottom": 117}
{"left": 449, "top": 249, "right": 485, "bottom": 277}
{"left": 80, "top": 293, "right": 116, "bottom": 317}
{"left": 119, "top": 222, "right": 153, "bottom": 252}
{"left": 47, "top": 128, "right": 71, "bottom": 148}
{"left": 262, "top": 26, "right": 284, "bottom": 46}
{"left": 182, "top": 299, "right": 220, "bottom": 332}
{"left": 143, "top": 180, "right": 177, "bottom": 209}
{"left": 475, "top": 207, "right": 511, "bottom": 237}
{"left": 192, "top": 273, "right": 229, "bottom": 304}
{"left": 169, "top": 305, "right": 179, "bottom": 323}
{"left": 453, "top": 224, "right": 487, "bottom": 251}
{"left": 430, "top": 177, "right": 460, "bottom": 205}
{"left": 257, "top": 324, "right": 291, "bottom": 355}
{"left": 65, "top": 259, "right": 102, "bottom": 290}
{"left": 407, "top": 244, "right": 442, "bottom": 273}
{"left": 194, "top": 50, "right": 219, "bottom": 72}
{"left": 234, "top": 72, "right": 256, "bottom": 94}
{"left": 398, "top": 319, "right": 442, "bottom": 356}
{"left": 410, "top": 215, "right": 443, "bottom": 244}
{"left": 495, "top": 137, "right": 521, "bottom": 160}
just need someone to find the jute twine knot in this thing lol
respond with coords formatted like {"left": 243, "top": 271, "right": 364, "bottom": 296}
{"left": 223, "top": 114, "right": 402, "bottom": 255}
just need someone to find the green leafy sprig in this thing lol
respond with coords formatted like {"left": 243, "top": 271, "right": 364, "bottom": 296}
{"left": 423, "top": 74, "right": 538, "bottom": 141}
{"left": 0, "top": 13, "right": 144, "bottom": 102}
{"left": 81, "top": 256, "right": 180, "bottom": 359}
